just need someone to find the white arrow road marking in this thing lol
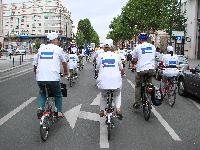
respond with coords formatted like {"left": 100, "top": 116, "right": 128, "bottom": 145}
{"left": 64, "top": 104, "right": 82, "bottom": 129}
{"left": 65, "top": 97, "right": 109, "bottom": 149}
{"left": 0, "top": 97, "right": 37, "bottom": 126}
{"left": 100, "top": 117, "right": 109, "bottom": 148}
{"left": 91, "top": 93, "right": 101, "bottom": 106}
{"left": 127, "top": 79, "right": 182, "bottom": 141}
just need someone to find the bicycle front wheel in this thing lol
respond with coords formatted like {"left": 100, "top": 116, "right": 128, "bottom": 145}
{"left": 40, "top": 116, "right": 49, "bottom": 142}
{"left": 143, "top": 100, "right": 151, "bottom": 121}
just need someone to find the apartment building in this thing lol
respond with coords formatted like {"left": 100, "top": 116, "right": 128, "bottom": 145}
{"left": 3, "top": 0, "right": 73, "bottom": 49}
{"left": 182, "top": 0, "right": 200, "bottom": 59}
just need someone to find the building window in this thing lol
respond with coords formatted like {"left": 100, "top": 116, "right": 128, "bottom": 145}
{"left": 38, "top": 23, "right": 41, "bottom": 26}
{"left": 45, "top": 30, "right": 48, "bottom": 33}
{"left": 27, "top": 25, "right": 29, "bottom": 27}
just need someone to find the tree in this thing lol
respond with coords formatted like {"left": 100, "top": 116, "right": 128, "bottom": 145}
{"left": 75, "top": 31, "right": 85, "bottom": 47}
{"left": 108, "top": 0, "right": 187, "bottom": 43}
{"left": 76, "top": 18, "right": 100, "bottom": 47}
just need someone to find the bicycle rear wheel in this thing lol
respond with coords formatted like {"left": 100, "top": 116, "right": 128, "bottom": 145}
{"left": 107, "top": 123, "right": 111, "bottom": 140}
{"left": 70, "top": 77, "right": 72, "bottom": 87}
{"left": 40, "top": 116, "right": 49, "bottom": 141}
{"left": 168, "top": 83, "right": 176, "bottom": 107}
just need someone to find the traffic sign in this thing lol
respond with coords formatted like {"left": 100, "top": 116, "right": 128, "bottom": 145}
{"left": 176, "top": 36, "right": 183, "bottom": 43}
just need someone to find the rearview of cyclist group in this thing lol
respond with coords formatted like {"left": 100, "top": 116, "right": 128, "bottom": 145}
{"left": 33, "top": 31, "right": 180, "bottom": 140}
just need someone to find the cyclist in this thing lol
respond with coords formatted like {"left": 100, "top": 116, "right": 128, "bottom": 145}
{"left": 68, "top": 47, "right": 79, "bottom": 79}
{"left": 77, "top": 46, "right": 85, "bottom": 68}
{"left": 96, "top": 39, "right": 124, "bottom": 120}
{"left": 161, "top": 44, "right": 179, "bottom": 88}
{"left": 132, "top": 33, "right": 159, "bottom": 109}
{"left": 33, "top": 32, "right": 68, "bottom": 118}
{"left": 118, "top": 48, "right": 126, "bottom": 71}
{"left": 93, "top": 43, "right": 104, "bottom": 64}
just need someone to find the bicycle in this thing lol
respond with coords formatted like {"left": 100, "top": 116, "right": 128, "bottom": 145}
{"left": 68, "top": 69, "right": 77, "bottom": 87}
{"left": 39, "top": 79, "right": 67, "bottom": 141}
{"left": 140, "top": 74, "right": 155, "bottom": 121}
{"left": 160, "top": 76, "right": 177, "bottom": 107}
{"left": 93, "top": 63, "right": 98, "bottom": 79}
{"left": 78, "top": 56, "right": 84, "bottom": 71}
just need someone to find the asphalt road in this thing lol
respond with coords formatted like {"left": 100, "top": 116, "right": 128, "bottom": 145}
{"left": 0, "top": 61, "right": 200, "bottom": 150}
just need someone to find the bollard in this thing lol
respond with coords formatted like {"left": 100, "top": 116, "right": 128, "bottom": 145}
{"left": 20, "top": 55, "right": 21, "bottom": 65}
{"left": 10, "top": 54, "right": 11, "bottom": 59}
{"left": 22, "top": 54, "right": 24, "bottom": 62}
{"left": 13, "top": 57, "right": 15, "bottom": 67}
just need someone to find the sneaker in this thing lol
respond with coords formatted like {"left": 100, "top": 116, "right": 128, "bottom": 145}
{"left": 58, "top": 112, "right": 64, "bottom": 118}
{"left": 116, "top": 111, "right": 123, "bottom": 120}
{"left": 133, "top": 102, "right": 140, "bottom": 109}
{"left": 37, "top": 108, "right": 44, "bottom": 119}
{"left": 99, "top": 110, "right": 104, "bottom": 117}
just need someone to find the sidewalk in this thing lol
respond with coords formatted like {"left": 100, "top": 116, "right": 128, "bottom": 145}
{"left": 0, "top": 53, "right": 34, "bottom": 73}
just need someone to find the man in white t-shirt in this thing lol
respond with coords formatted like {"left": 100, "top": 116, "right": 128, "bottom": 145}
{"left": 33, "top": 32, "right": 68, "bottom": 118}
{"left": 68, "top": 48, "right": 79, "bottom": 78}
{"left": 96, "top": 40, "right": 124, "bottom": 120}
{"left": 131, "top": 33, "right": 158, "bottom": 108}
{"left": 161, "top": 45, "right": 179, "bottom": 87}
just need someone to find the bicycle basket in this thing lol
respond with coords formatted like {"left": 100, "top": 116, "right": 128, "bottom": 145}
{"left": 60, "top": 83, "right": 67, "bottom": 97}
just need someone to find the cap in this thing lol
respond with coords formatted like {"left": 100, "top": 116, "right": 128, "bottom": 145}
{"left": 47, "top": 32, "right": 58, "bottom": 41}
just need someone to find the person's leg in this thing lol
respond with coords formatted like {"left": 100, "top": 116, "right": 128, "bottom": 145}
{"left": 37, "top": 81, "right": 47, "bottom": 110}
{"left": 100, "top": 90, "right": 107, "bottom": 117}
{"left": 133, "top": 72, "right": 142, "bottom": 108}
{"left": 114, "top": 89, "right": 123, "bottom": 119}
{"left": 50, "top": 81, "right": 63, "bottom": 115}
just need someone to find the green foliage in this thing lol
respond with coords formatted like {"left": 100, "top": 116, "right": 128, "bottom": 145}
{"left": 76, "top": 18, "right": 100, "bottom": 47}
{"left": 108, "top": 0, "right": 187, "bottom": 43}
{"left": 35, "top": 39, "right": 41, "bottom": 50}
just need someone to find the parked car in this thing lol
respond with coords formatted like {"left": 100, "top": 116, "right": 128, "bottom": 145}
{"left": 178, "top": 64, "right": 200, "bottom": 99}
{"left": 15, "top": 48, "right": 26, "bottom": 55}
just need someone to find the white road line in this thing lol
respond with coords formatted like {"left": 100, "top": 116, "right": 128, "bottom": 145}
{"left": 127, "top": 79, "right": 135, "bottom": 90}
{"left": 0, "top": 68, "right": 32, "bottom": 83}
{"left": 0, "top": 97, "right": 36, "bottom": 126}
{"left": 79, "top": 111, "right": 100, "bottom": 122}
{"left": 127, "top": 79, "right": 182, "bottom": 141}
{"left": 90, "top": 93, "right": 101, "bottom": 106}
{"left": 100, "top": 117, "right": 109, "bottom": 149}
{"left": 151, "top": 107, "right": 182, "bottom": 141}
{"left": 191, "top": 100, "right": 200, "bottom": 110}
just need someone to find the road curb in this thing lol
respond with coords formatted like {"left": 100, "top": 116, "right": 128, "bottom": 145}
{"left": 0, "top": 62, "right": 31, "bottom": 73}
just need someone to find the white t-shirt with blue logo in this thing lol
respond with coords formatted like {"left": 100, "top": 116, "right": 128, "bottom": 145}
{"left": 33, "top": 44, "right": 66, "bottom": 81}
{"left": 96, "top": 51, "right": 123, "bottom": 89}
{"left": 118, "top": 49, "right": 126, "bottom": 60}
{"left": 162, "top": 54, "right": 179, "bottom": 77}
{"left": 132, "top": 42, "right": 156, "bottom": 72}
{"left": 68, "top": 54, "right": 79, "bottom": 69}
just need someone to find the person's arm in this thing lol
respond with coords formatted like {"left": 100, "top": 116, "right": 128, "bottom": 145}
{"left": 131, "top": 48, "right": 138, "bottom": 64}
{"left": 60, "top": 50, "right": 68, "bottom": 75}
{"left": 33, "top": 53, "right": 39, "bottom": 76}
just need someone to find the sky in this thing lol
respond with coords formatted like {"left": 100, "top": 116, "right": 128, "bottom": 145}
{"left": 2, "top": 0, "right": 129, "bottom": 42}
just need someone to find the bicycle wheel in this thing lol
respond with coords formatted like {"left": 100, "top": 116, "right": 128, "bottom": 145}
{"left": 107, "top": 123, "right": 111, "bottom": 140}
{"left": 142, "top": 92, "right": 151, "bottom": 121}
{"left": 168, "top": 83, "right": 176, "bottom": 107}
{"left": 70, "top": 77, "right": 72, "bottom": 87}
{"left": 40, "top": 116, "right": 49, "bottom": 141}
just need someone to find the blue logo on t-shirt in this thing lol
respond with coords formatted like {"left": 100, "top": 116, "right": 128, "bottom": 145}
{"left": 102, "top": 59, "right": 115, "bottom": 67}
{"left": 141, "top": 47, "right": 152, "bottom": 54}
{"left": 40, "top": 52, "right": 54, "bottom": 59}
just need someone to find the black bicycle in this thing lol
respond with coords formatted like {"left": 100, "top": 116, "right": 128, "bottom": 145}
{"left": 141, "top": 75, "right": 155, "bottom": 121}
{"left": 105, "top": 90, "right": 117, "bottom": 140}
{"left": 94, "top": 63, "right": 98, "bottom": 79}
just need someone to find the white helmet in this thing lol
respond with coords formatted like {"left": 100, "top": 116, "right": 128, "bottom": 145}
{"left": 167, "top": 45, "right": 174, "bottom": 52}
{"left": 47, "top": 32, "right": 58, "bottom": 41}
